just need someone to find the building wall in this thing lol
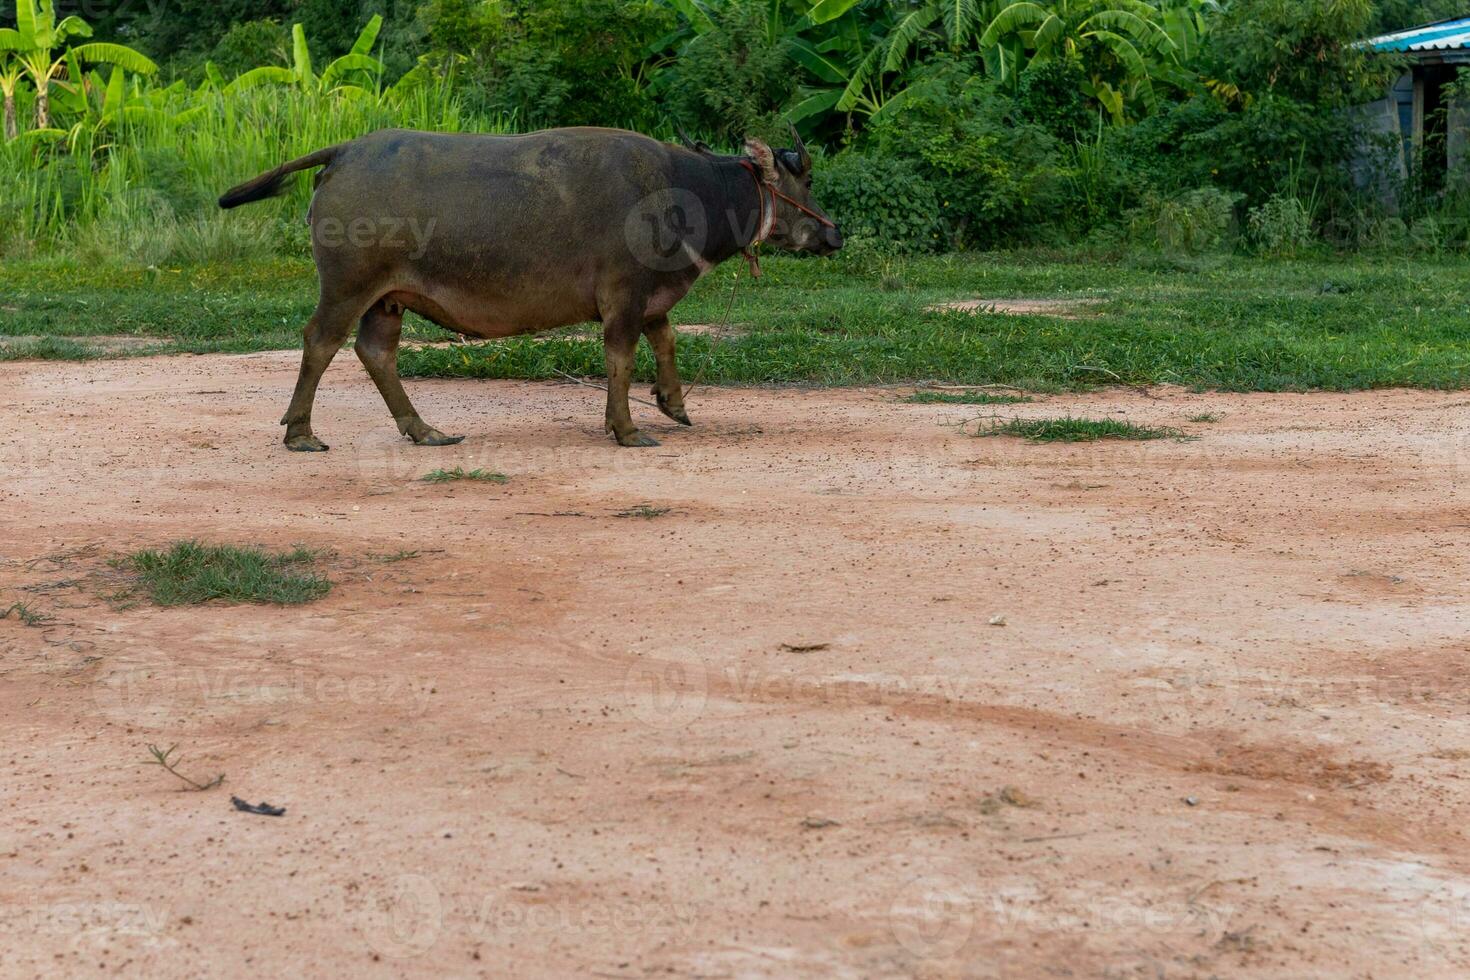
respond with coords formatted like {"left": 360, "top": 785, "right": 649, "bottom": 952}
{"left": 1349, "top": 80, "right": 1408, "bottom": 211}
{"left": 1448, "top": 86, "right": 1469, "bottom": 174}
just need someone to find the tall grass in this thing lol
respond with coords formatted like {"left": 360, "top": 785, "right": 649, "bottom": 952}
{"left": 0, "top": 80, "right": 510, "bottom": 263}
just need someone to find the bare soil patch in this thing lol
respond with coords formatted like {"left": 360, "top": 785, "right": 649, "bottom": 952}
{"left": 927, "top": 296, "right": 1104, "bottom": 317}
{"left": 2, "top": 352, "right": 1469, "bottom": 976}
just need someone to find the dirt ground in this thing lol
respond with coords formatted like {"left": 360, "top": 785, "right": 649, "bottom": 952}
{"left": 3, "top": 350, "right": 1469, "bottom": 978}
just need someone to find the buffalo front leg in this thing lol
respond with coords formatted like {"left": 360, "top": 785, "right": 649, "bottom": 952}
{"left": 603, "top": 314, "right": 657, "bottom": 447}
{"left": 643, "top": 316, "right": 691, "bottom": 426}
{"left": 355, "top": 303, "right": 463, "bottom": 446}
{"left": 281, "top": 297, "right": 361, "bottom": 452}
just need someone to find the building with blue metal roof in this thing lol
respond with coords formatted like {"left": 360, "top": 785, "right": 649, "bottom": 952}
{"left": 1368, "top": 16, "right": 1470, "bottom": 58}
{"left": 1363, "top": 17, "right": 1470, "bottom": 192}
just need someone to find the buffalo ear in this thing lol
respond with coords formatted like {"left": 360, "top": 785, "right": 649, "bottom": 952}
{"left": 787, "top": 122, "right": 811, "bottom": 173}
{"left": 743, "top": 138, "right": 779, "bottom": 184}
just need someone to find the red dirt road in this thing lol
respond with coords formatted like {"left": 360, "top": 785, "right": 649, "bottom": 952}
{"left": 3, "top": 351, "right": 1469, "bottom": 977}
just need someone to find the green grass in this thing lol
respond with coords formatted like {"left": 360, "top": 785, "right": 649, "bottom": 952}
{"left": 0, "top": 83, "right": 489, "bottom": 258}
{"left": 1, "top": 601, "right": 50, "bottom": 626}
{"left": 115, "top": 541, "right": 330, "bottom": 607}
{"left": 4, "top": 250, "right": 1470, "bottom": 391}
{"left": 614, "top": 504, "right": 672, "bottom": 519}
{"left": 1187, "top": 412, "right": 1222, "bottom": 423}
{"left": 975, "top": 416, "right": 1185, "bottom": 443}
{"left": 370, "top": 549, "right": 423, "bottom": 562}
{"left": 421, "top": 467, "right": 508, "bottom": 484}
{"left": 904, "top": 390, "right": 1034, "bottom": 405}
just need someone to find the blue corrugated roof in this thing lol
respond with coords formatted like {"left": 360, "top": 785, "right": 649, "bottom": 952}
{"left": 1369, "top": 16, "right": 1470, "bottom": 52}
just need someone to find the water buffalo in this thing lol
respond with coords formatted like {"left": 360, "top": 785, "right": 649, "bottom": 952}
{"left": 218, "top": 126, "right": 842, "bottom": 451}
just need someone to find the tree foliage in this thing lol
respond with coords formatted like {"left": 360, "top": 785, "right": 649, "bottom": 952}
{"left": 0, "top": 0, "right": 1452, "bottom": 254}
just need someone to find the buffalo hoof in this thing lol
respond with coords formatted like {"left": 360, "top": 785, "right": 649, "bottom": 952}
{"left": 285, "top": 434, "right": 329, "bottom": 452}
{"left": 654, "top": 390, "right": 692, "bottom": 426}
{"left": 411, "top": 429, "right": 465, "bottom": 447}
{"left": 615, "top": 430, "right": 660, "bottom": 448}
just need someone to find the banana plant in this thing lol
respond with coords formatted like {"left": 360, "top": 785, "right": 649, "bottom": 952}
{"left": 227, "top": 15, "right": 384, "bottom": 96}
{"left": 0, "top": 55, "right": 21, "bottom": 139}
{"left": 56, "top": 65, "right": 206, "bottom": 152}
{"left": 0, "top": 0, "right": 157, "bottom": 130}
{"left": 1158, "top": 0, "right": 1220, "bottom": 64}
{"left": 653, "top": 0, "right": 872, "bottom": 125}
{"left": 830, "top": 0, "right": 1006, "bottom": 119}
{"left": 979, "top": 0, "right": 1179, "bottom": 121}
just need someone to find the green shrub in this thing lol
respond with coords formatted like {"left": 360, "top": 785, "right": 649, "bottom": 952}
{"left": 1247, "top": 193, "right": 1315, "bottom": 255}
{"left": 814, "top": 152, "right": 943, "bottom": 254}
{"left": 1408, "top": 215, "right": 1448, "bottom": 254}
{"left": 207, "top": 19, "right": 290, "bottom": 81}
{"left": 1066, "top": 125, "right": 1141, "bottom": 230}
{"left": 869, "top": 59, "right": 1067, "bottom": 248}
{"left": 424, "top": 0, "right": 669, "bottom": 130}
{"left": 1204, "top": 0, "right": 1389, "bottom": 109}
{"left": 1119, "top": 94, "right": 1364, "bottom": 225}
{"left": 134, "top": 147, "right": 214, "bottom": 216}
{"left": 658, "top": 1, "right": 798, "bottom": 143}
{"left": 1017, "top": 58, "right": 1092, "bottom": 142}
{"left": 1129, "top": 187, "right": 1243, "bottom": 253}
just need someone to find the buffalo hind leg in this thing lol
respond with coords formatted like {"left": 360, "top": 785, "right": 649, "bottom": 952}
{"left": 356, "top": 302, "right": 463, "bottom": 446}
{"left": 604, "top": 313, "right": 657, "bottom": 447}
{"left": 643, "top": 315, "right": 691, "bottom": 426}
{"left": 281, "top": 296, "right": 363, "bottom": 452}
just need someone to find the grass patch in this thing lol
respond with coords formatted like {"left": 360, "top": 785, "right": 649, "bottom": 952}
{"left": 116, "top": 541, "right": 330, "bottom": 607}
{"left": 905, "top": 390, "right": 1033, "bottom": 405}
{"left": 421, "top": 467, "right": 507, "bottom": 484}
{"left": 1, "top": 601, "right": 50, "bottom": 626}
{"left": 7, "top": 251, "right": 1470, "bottom": 391}
{"left": 370, "top": 549, "right": 423, "bottom": 562}
{"left": 0, "top": 336, "right": 106, "bottom": 361}
{"left": 615, "top": 504, "right": 671, "bottom": 519}
{"left": 1187, "top": 412, "right": 1222, "bottom": 423}
{"left": 975, "top": 416, "right": 1185, "bottom": 443}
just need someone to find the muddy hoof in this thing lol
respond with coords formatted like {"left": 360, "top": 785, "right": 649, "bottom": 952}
{"left": 285, "top": 434, "right": 329, "bottom": 452}
{"left": 615, "top": 430, "right": 660, "bottom": 448}
{"left": 411, "top": 429, "right": 465, "bottom": 447}
{"left": 654, "top": 389, "right": 692, "bottom": 426}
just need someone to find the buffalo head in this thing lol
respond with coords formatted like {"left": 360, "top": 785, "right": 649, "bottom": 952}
{"left": 744, "top": 125, "right": 843, "bottom": 256}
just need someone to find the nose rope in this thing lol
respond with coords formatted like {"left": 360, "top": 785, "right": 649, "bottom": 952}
{"left": 737, "top": 158, "right": 836, "bottom": 278}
